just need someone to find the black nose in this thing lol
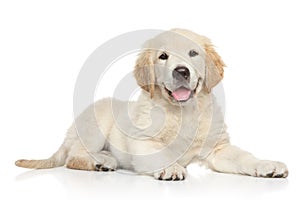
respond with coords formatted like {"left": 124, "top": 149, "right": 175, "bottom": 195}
{"left": 172, "top": 66, "right": 190, "bottom": 81}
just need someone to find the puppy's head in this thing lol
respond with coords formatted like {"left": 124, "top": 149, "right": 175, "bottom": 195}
{"left": 134, "top": 29, "right": 225, "bottom": 105}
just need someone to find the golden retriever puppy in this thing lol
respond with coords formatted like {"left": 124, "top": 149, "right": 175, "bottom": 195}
{"left": 16, "top": 29, "right": 288, "bottom": 180}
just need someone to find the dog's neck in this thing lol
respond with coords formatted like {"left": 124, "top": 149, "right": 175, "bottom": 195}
{"left": 130, "top": 89, "right": 213, "bottom": 141}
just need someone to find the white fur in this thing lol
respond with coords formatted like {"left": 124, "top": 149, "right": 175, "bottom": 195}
{"left": 16, "top": 29, "right": 288, "bottom": 180}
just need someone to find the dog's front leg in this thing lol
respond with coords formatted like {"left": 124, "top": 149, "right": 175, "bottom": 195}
{"left": 203, "top": 144, "right": 288, "bottom": 178}
{"left": 130, "top": 140, "right": 186, "bottom": 180}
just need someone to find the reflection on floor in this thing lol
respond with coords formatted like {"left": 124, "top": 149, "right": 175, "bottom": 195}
{"left": 15, "top": 164, "right": 288, "bottom": 201}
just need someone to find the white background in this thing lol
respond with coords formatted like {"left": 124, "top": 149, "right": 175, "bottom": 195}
{"left": 1, "top": 0, "right": 300, "bottom": 201}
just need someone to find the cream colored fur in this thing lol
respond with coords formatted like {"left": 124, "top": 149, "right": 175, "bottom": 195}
{"left": 16, "top": 29, "right": 288, "bottom": 180}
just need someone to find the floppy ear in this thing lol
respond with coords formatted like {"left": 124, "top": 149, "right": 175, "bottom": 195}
{"left": 204, "top": 44, "right": 226, "bottom": 93}
{"left": 134, "top": 49, "right": 155, "bottom": 98}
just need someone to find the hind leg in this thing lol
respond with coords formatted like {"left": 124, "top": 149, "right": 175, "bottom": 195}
{"left": 66, "top": 151, "right": 118, "bottom": 172}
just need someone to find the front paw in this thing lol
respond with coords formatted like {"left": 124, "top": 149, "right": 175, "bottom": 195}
{"left": 154, "top": 163, "right": 187, "bottom": 181}
{"left": 254, "top": 160, "right": 288, "bottom": 178}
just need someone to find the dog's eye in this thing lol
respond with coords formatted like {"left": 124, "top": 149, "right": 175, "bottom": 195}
{"left": 159, "top": 52, "right": 169, "bottom": 60}
{"left": 189, "top": 50, "right": 199, "bottom": 57}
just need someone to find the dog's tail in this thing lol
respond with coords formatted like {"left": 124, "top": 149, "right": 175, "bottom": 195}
{"left": 15, "top": 143, "right": 69, "bottom": 169}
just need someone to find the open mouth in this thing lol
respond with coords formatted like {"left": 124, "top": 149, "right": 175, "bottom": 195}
{"left": 163, "top": 78, "right": 200, "bottom": 102}
{"left": 164, "top": 85, "right": 193, "bottom": 102}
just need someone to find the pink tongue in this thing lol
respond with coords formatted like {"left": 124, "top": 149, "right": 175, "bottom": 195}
{"left": 172, "top": 88, "right": 191, "bottom": 101}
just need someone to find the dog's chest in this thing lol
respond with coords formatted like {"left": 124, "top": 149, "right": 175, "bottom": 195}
{"left": 156, "top": 102, "right": 216, "bottom": 166}
{"left": 157, "top": 106, "right": 207, "bottom": 150}
{"left": 129, "top": 94, "right": 219, "bottom": 166}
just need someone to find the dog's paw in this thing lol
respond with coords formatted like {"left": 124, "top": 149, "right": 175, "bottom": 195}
{"left": 154, "top": 163, "right": 186, "bottom": 181}
{"left": 94, "top": 164, "right": 116, "bottom": 172}
{"left": 254, "top": 160, "right": 288, "bottom": 178}
{"left": 94, "top": 154, "right": 117, "bottom": 172}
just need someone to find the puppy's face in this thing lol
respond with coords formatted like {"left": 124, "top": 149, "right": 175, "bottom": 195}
{"left": 153, "top": 33, "right": 205, "bottom": 104}
{"left": 134, "top": 29, "right": 225, "bottom": 105}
